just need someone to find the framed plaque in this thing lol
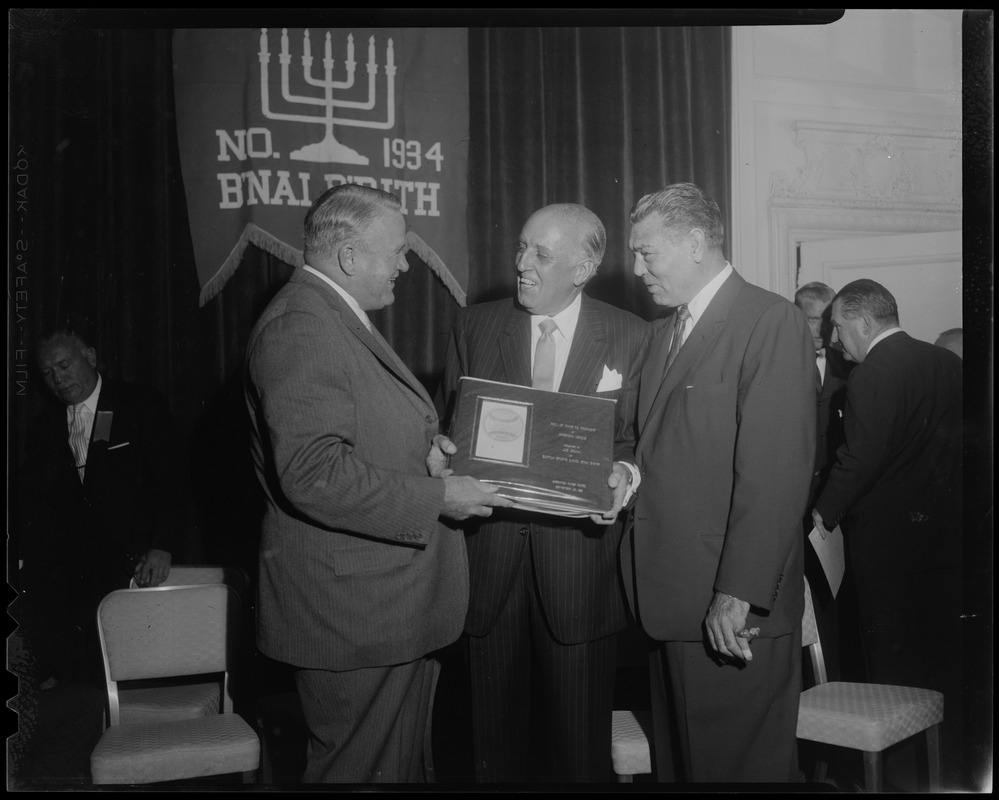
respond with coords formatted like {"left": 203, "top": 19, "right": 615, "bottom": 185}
{"left": 447, "top": 377, "right": 616, "bottom": 517}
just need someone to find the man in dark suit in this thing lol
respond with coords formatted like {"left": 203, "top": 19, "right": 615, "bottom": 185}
{"left": 17, "top": 319, "right": 187, "bottom": 689}
{"left": 812, "top": 278, "right": 963, "bottom": 781}
{"left": 794, "top": 281, "right": 858, "bottom": 683}
{"left": 244, "top": 183, "right": 508, "bottom": 784}
{"left": 437, "top": 203, "right": 651, "bottom": 782}
{"left": 622, "top": 183, "right": 815, "bottom": 783}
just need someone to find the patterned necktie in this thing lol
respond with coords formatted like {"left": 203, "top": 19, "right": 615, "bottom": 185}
{"left": 68, "top": 404, "right": 90, "bottom": 482}
{"left": 532, "top": 318, "right": 559, "bottom": 391}
{"left": 663, "top": 304, "right": 691, "bottom": 375}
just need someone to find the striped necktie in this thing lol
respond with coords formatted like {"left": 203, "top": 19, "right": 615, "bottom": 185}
{"left": 532, "top": 318, "right": 559, "bottom": 391}
{"left": 663, "top": 304, "right": 691, "bottom": 375}
{"left": 68, "top": 403, "right": 91, "bottom": 482}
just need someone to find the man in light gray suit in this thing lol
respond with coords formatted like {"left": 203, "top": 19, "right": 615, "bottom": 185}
{"left": 245, "top": 183, "right": 509, "bottom": 783}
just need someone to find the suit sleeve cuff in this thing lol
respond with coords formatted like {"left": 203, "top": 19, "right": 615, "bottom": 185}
{"left": 616, "top": 460, "right": 641, "bottom": 505}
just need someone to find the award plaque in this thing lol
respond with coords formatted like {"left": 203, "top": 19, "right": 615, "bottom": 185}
{"left": 447, "top": 377, "right": 616, "bottom": 517}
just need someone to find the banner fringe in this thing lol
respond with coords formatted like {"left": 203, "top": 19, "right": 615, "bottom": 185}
{"left": 199, "top": 224, "right": 304, "bottom": 307}
{"left": 200, "top": 224, "right": 467, "bottom": 308}
{"left": 406, "top": 231, "right": 467, "bottom": 307}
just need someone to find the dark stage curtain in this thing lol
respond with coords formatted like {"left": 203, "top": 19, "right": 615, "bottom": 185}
{"left": 467, "top": 26, "right": 731, "bottom": 315}
{"left": 8, "top": 19, "right": 730, "bottom": 576}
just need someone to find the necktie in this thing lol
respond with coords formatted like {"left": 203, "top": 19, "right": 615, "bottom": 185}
{"left": 69, "top": 404, "right": 90, "bottom": 482}
{"left": 663, "top": 305, "right": 691, "bottom": 375}
{"left": 816, "top": 348, "right": 826, "bottom": 387}
{"left": 532, "top": 318, "right": 559, "bottom": 391}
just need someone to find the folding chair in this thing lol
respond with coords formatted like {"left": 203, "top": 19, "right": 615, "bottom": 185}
{"left": 119, "top": 566, "right": 249, "bottom": 725}
{"left": 89, "top": 584, "right": 259, "bottom": 784}
{"left": 797, "top": 576, "right": 944, "bottom": 792}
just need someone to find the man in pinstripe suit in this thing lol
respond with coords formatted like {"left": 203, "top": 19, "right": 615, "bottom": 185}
{"left": 245, "top": 184, "right": 509, "bottom": 783}
{"left": 437, "top": 204, "right": 651, "bottom": 782}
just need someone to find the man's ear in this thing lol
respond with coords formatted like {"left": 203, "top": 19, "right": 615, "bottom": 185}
{"left": 573, "top": 258, "right": 596, "bottom": 287}
{"left": 688, "top": 228, "right": 707, "bottom": 263}
{"left": 84, "top": 347, "right": 98, "bottom": 369}
{"left": 338, "top": 244, "right": 357, "bottom": 276}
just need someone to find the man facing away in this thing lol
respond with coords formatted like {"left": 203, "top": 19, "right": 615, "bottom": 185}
{"left": 812, "top": 278, "right": 964, "bottom": 784}
{"left": 793, "top": 281, "right": 861, "bottom": 683}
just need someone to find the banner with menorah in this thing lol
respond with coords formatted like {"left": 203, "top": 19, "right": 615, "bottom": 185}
{"left": 172, "top": 27, "right": 469, "bottom": 307}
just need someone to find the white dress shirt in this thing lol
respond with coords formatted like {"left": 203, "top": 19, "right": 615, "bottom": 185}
{"left": 684, "top": 262, "right": 734, "bottom": 342}
{"left": 530, "top": 292, "right": 582, "bottom": 392}
{"left": 868, "top": 327, "right": 903, "bottom": 355}
{"left": 303, "top": 264, "right": 373, "bottom": 332}
{"left": 66, "top": 373, "right": 102, "bottom": 479}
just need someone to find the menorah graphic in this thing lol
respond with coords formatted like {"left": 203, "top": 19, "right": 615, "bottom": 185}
{"left": 258, "top": 27, "right": 396, "bottom": 165}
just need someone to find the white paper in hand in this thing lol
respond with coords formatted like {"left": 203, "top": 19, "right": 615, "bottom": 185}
{"left": 808, "top": 525, "right": 845, "bottom": 598}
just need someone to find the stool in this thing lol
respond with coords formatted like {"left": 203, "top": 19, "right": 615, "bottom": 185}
{"left": 611, "top": 709, "right": 652, "bottom": 782}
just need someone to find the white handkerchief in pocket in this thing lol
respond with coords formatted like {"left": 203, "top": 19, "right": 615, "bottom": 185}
{"left": 596, "top": 365, "right": 623, "bottom": 392}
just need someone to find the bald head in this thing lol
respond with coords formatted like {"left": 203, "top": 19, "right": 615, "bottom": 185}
{"left": 515, "top": 204, "right": 606, "bottom": 316}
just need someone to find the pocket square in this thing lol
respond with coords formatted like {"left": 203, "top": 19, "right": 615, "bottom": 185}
{"left": 596, "top": 365, "right": 623, "bottom": 392}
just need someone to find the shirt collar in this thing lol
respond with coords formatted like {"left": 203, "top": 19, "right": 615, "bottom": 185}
{"left": 685, "top": 262, "right": 733, "bottom": 328}
{"left": 868, "top": 327, "right": 903, "bottom": 354}
{"left": 303, "top": 264, "right": 373, "bottom": 331}
{"left": 531, "top": 291, "right": 583, "bottom": 342}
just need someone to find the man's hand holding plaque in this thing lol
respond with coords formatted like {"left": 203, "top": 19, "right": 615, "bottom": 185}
{"left": 428, "top": 433, "right": 513, "bottom": 521}
{"left": 587, "top": 462, "right": 634, "bottom": 525}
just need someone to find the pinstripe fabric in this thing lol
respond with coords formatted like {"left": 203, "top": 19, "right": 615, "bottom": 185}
{"left": 296, "top": 658, "right": 437, "bottom": 783}
{"left": 246, "top": 268, "right": 469, "bottom": 783}
{"left": 442, "top": 294, "right": 651, "bottom": 782}
{"left": 68, "top": 404, "right": 92, "bottom": 481}
{"left": 246, "top": 269, "right": 467, "bottom": 671}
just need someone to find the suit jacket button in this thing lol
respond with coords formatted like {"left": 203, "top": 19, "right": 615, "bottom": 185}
{"left": 426, "top": 414, "right": 435, "bottom": 423}
{"left": 519, "top": 526, "right": 529, "bottom": 536}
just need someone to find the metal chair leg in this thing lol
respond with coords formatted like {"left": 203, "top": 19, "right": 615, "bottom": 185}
{"left": 862, "top": 751, "right": 883, "bottom": 793}
{"left": 925, "top": 723, "right": 942, "bottom": 792}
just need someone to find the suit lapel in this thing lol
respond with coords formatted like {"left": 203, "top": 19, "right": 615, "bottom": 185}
{"left": 638, "top": 316, "right": 673, "bottom": 427}
{"left": 559, "top": 295, "right": 607, "bottom": 396}
{"left": 300, "top": 270, "right": 435, "bottom": 413}
{"left": 500, "top": 306, "right": 532, "bottom": 387}
{"left": 82, "top": 379, "right": 115, "bottom": 488}
{"left": 639, "top": 271, "right": 746, "bottom": 432}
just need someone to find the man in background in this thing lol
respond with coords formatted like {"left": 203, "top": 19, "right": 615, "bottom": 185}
{"left": 245, "top": 183, "right": 508, "bottom": 783}
{"left": 934, "top": 327, "right": 963, "bottom": 360}
{"left": 812, "top": 279, "right": 964, "bottom": 784}
{"left": 17, "top": 317, "right": 186, "bottom": 690}
{"left": 793, "top": 281, "right": 858, "bottom": 683}
{"left": 624, "top": 183, "right": 815, "bottom": 783}
{"left": 438, "top": 203, "right": 650, "bottom": 782}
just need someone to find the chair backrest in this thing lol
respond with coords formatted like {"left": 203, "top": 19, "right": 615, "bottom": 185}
{"left": 801, "top": 576, "right": 829, "bottom": 685}
{"left": 129, "top": 565, "right": 249, "bottom": 599}
{"left": 98, "top": 584, "right": 240, "bottom": 725}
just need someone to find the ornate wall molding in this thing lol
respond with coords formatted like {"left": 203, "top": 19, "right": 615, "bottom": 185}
{"left": 768, "top": 200, "right": 961, "bottom": 298}
{"left": 768, "top": 120, "right": 962, "bottom": 296}
{"left": 770, "top": 120, "right": 962, "bottom": 207}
